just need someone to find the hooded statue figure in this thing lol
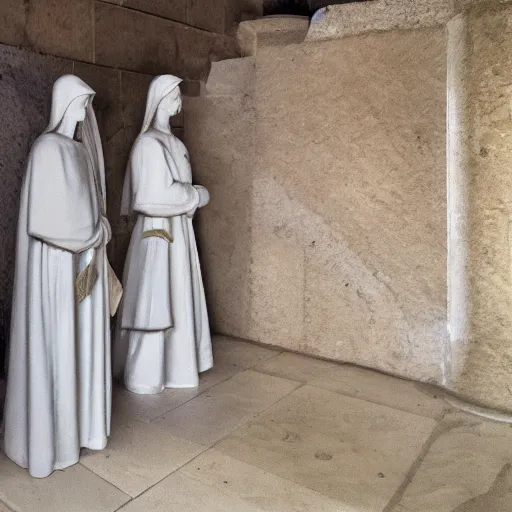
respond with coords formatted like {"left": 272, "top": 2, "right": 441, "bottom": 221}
{"left": 3, "top": 75, "right": 118, "bottom": 478}
{"left": 114, "top": 74, "right": 213, "bottom": 394}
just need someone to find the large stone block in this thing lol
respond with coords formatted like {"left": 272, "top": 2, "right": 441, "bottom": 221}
{"left": 237, "top": 17, "right": 308, "bottom": 56}
{"left": 95, "top": 3, "right": 178, "bottom": 75}
{"left": 95, "top": 2, "right": 237, "bottom": 79}
{"left": 26, "top": 0, "right": 94, "bottom": 61}
{"left": 250, "top": 28, "right": 448, "bottom": 381}
{"left": 307, "top": 0, "right": 453, "bottom": 41}
{"left": 185, "top": 94, "right": 254, "bottom": 338}
{"left": 187, "top": 0, "right": 225, "bottom": 34}
{"left": 101, "top": 0, "right": 187, "bottom": 24}
{"left": 186, "top": 24, "right": 448, "bottom": 383}
{"left": 249, "top": 188, "right": 306, "bottom": 350}
{"left": 0, "top": 0, "right": 26, "bottom": 46}
{"left": 225, "top": 0, "right": 263, "bottom": 35}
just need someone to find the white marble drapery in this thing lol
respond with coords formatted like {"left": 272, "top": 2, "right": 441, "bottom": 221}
{"left": 114, "top": 75, "right": 212, "bottom": 394}
{"left": 3, "top": 75, "right": 112, "bottom": 478}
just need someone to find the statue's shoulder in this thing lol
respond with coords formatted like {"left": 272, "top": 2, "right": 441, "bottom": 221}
{"left": 32, "top": 132, "right": 75, "bottom": 153}
{"left": 135, "top": 131, "right": 165, "bottom": 152}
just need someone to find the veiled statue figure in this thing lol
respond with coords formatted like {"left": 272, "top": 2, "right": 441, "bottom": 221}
{"left": 3, "top": 75, "right": 118, "bottom": 478}
{"left": 114, "top": 74, "right": 213, "bottom": 395}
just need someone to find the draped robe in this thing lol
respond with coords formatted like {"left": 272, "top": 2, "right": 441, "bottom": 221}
{"left": 3, "top": 133, "right": 111, "bottom": 478}
{"left": 114, "top": 129, "right": 212, "bottom": 394}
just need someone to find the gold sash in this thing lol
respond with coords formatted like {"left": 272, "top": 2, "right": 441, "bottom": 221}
{"left": 76, "top": 257, "right": 98, "bottom": 304}
{"left": 142, "top": 229, "right": 173, "bottom": 243}
{"left": 76, "top": 252, "right": 123, "bottom": 317}
{"left": 108, "top": 262, "right": 123, "bottom": 317}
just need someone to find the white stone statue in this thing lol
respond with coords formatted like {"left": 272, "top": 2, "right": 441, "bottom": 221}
{"left": 3, "top": 75, "right": 118, "bottom": 478}
{"left": 114, "top": 74, "right": 213, "bottom": 394}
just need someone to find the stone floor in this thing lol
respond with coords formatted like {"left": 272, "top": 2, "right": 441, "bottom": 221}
{"left": 1, "top": 335, "right": 512, "bottom": 512}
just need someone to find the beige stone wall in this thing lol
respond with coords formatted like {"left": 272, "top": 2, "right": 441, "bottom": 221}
{"left": 187, "top": 22, "right": 448, "bottom": 383}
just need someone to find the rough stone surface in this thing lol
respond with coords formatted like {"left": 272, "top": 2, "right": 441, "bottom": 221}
{"left": 187, "top": 0, "right": 226, "bottom": 33}
{"left": 226, "top": 0, "right": 263, "bottom": 34}
{"left": 100, "top": 0, "right": 188, "bottom": 24}
{"left": 0, "top": 46, "right": 72, "bottom": 373}
{"left": 25, "top": 0, "right": 94, "bottom": 61}
{"left": 205, "top": 57, "right": 255, "bottom": 96}
{"left": 306, "top": 0, "right": 453, "bottom": 41}
{"left": 187, "top": 27, "right": 448, "bottom": 383}
{"left": 396, "top": 412, "right": 512, "bottom": 511}
{"left": 185, "top": 87, "right": 255, "bottom": 338}
{"left": 215, "top": 385, "right": 437, "bottom": 510}
{"left": 446, "top": 2, "right": 512, "bottom": 411}
{"left": 95, "top": 2, "right": 238, "bottom": 79}
{"left": 237, "top": 17, "right": 309, "bottom": 56}
{"left": 0, "top": 0, "right": 26, "bottom": 46}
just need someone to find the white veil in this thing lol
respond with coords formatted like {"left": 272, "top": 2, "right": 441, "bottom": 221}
{"left": 44, "top": 74, "right": 107, "bottom": 214}
{"left": 120, "top": 74, "right": 183, "bottom": 216}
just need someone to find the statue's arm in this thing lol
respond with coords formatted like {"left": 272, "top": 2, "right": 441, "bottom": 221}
{"left": 131, "top": 137, "right": 200, "bottom": 217}
{"left": 26, "top": 138, "right": 103, "bottom": 253}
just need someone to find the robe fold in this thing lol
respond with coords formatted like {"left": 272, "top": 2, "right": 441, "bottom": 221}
{"left": 3, "top": 133, "right": 111, "bottom": 478}
{"left": 114, "top": 129, "right": 213, "bottom": 394}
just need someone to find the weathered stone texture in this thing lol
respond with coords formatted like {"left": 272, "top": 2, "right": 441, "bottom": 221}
{"left": 26, "top": 0, "right": 94, "bottom": 61}
{"left": 307, "top": 0, "right": 453, "bottom": 41}
{"left": 188, "top": 0, "right": 226, "bottom": 33}
{"left": 95, "top": 2, "right": 238, "bottom": 79}
{"left": 238, "top": 18, "right": 308, "bottom": 56}
{"left": 447, "top": 2, "right": 512, "bottom": 411}
{"left": 252, "top": 30, "right": 447, "bottom": 381}
{"left": 100, "top": 0, "right": 188, "bottom": 25}
{"left": 185, "top": 87, "right": 255, "bottom": 338}
{"left": 0, "top": 0, "right": 26, "bottom": 46}
{"left": 187, "top": 27, "right": 448, "bottom": 383}
{"left": 0, "top": 46, "right": 73, "bottom": 375}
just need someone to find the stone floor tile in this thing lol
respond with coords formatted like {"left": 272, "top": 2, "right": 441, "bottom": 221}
{"left": 395, "top": 412, "right": 512, "bottom": 511}
{"left": 117, "top": 450, "right": 345, "bottom": 512}
{"left": 309, "top": 361, "right": 449, "bottom": 419}
{"left": 254, "top": 351, "right": 341, "bottom": 383}
{"left": 0, "top": 452, "right": 129, "bottom": 512}
{"left": 112, "top": 384, "right": 199, "bottom": 424}
{"left": 0, "top": 501, "right": 12, "bottom": 512}
{"left": 198, "top": 336, "right": 281, "bottom": 393}
{"left": 80, "top": 413, "right": 205, "bottom": 497}
{"left": 215, "top": 385, "right": 437, "bottom": 511}
{"left": 113, "top": 336, "right": 280, "bottom": 423}
{"left": 152, "top": 370, "right": 300, "bottom": 446}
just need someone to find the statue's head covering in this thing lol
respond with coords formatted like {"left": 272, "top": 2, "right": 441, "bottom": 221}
{"left": 44, "top": 74, "right": 106, "bottom": 213}
{"left": 121, "top": 74, "right": 183, "bottom": 215}
{"left": 44, "top": 75, "right": 95, "bottom": 133}
{"left": 140, "top": 74, "right": 183, "bottom": 134}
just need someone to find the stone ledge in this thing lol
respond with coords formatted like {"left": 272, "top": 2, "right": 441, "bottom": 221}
{"left": 237, "top": 16, "right": 309, "bottom": 56}
{"left": 306, "top": 0, "right": 512, "bottom": 42}
{"left": 306, "top": 0, "right": 453, "bottom": 41}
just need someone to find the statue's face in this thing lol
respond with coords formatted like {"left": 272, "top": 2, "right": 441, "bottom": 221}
{"left": 159, "top": 88, "right": 182, "bottom": 117}
{"left": 65, "top": 95, "right": 90, "bottom": 124}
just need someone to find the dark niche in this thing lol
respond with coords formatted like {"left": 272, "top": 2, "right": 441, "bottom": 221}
{"left": 263, "top": 0, "right": 369, "bottom": 16}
